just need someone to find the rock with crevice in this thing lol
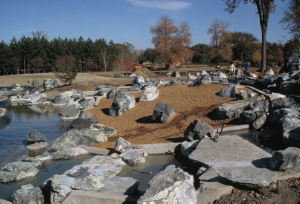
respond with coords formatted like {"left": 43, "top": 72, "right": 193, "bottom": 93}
{"left": 120, "top": 149, "right": 148, "bottom": 166}
{"left": 26, "top": 129, "right": 46, "bottom": 144}
{"left": 184, "top": 119, "right": 215, "bottom": 141}
{"left": 0, "top": 162, "right": 39, "bottom": 183}
{"left": 11, "top": 184, "right": 44, "bottom": 204}
{"left": 151, "top": 102, "right": 175, "bottom": 124}
{"left": 269, "top": 147, "right": 300, "bottom": 171}
{"left": 109, "top": 91, "right": 135, "bottom": 116}
{"left": 140, "top": 86, "right": 159, "bottom": 101}
{"left": 140, "top": 165, "right": 197, "bottom": 203}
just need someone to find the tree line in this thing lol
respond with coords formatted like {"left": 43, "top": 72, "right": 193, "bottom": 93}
{"left": 0, "top": 32, "right": 120, "bottom": 75}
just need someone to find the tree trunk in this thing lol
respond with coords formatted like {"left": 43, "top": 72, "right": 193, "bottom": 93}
{"left": 261, "top": 25, "right": 267, "bottom": 72}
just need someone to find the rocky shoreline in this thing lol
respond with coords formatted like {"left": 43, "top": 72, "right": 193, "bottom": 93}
{"left": 0, "top": 69, "right": 300, "bottom": 203}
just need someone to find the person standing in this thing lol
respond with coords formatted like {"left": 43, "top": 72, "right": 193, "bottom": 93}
{"left": 228, "top": 61, "right": 236, "bottom": 79}
{"left": 244, "top": 61, "right": 250, "bottom": 74}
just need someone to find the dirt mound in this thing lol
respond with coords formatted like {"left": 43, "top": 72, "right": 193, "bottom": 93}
{"left": 134, "top": 68, "right": 158, "bottom": 78}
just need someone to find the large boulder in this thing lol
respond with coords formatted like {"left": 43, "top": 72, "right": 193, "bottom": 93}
{"left": 184, "top": 119, "right": 215, "bottom": 141}
{"left": 66, "top": 111, "right": 98, "bottom": 130}
{"left": 236, "top": 89, "right": 258, "bottom": 100}
{"left": 216, "top": 84, "right": 237, "bottom": 98}
{"left": 140, "top": 165, "right": 197, "bottom": 203}
{"left": 0, "top": 108, "right": 12, "bottom": 130}
{"left": 11, "top": 184, "right": 44, "bottom": 204}
{"left": 132, "top": 75, "right": 144, "bottom": 85}
{"left": 263, "top": 68, "right": 275, "bottom": 75}
{"left": 49, "top": 124, "right": 115, "bottom": 151}
{"left": 0, "top": 96, "right": 11, "bottom": 108}
{"left": 101, "top": 176, "right": 139, "bottom": 195}
{"left": 120, "top": 149, "right": 148, "bottom": 166}
{"left": 189, "top": 136, "right": 277, "bottom": 189}
{"left": 190, "top": 75, "right": 211, "bottom": 86}
{"left": 109, "top": 91, "right": 135, "bottom": 116}
{"left": 78, "top": 97, "right": 95, "bottom": 110}
{"left": 151, "top": 102, "right": 175, "bottom": 124}
{"left": 61, "top": 104, "right": 81, "bottom": 118}
{"left": 214, "top": 96, "right": 264, "bottom": 119}
{"left": 140, "top": 86, "right": 159, "bottom": 101}
{"left": 52, "top": 91, "right": 74, "bottom": 105}
{"left": 269, "top": 147, "right": 300, "bottom": 171}
{"left": 27, "top": 92, "right": 47, "bottom": 104}
{"left": 0, "top": 162, "right": 39, "bottom": 183}
{"left": 43, "top": 78, "right": 61, "bottom": 92}
{"left": 26, "top": 129, "right": 46, "bottom": 144}
{"left": 45, "top": 156, "right": 126, "bottom": 203}
{"left": 171, "top": 71, "right": 181, "bottom": 78}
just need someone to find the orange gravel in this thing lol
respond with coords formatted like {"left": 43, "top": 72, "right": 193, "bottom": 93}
{"left": 89, "top": 83, "right": 235, "bottom": 149}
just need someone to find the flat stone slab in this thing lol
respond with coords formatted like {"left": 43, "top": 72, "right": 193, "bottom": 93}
{"left": 189, "top": 136, "right": 277, "bottom": 188}
{"left": 189, "top": 135, "right": 271, "bottom": 168}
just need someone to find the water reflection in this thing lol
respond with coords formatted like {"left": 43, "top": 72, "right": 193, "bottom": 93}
{"left": 0, "top": 105, "right": 66, "bottom": 167}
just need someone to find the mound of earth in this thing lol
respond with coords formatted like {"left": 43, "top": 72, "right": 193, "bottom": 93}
{"left": 134, "top": 68, "right": 158, "bottom": 78}
{"left": 89, "top": 83, "right": 236, "bottom": 149}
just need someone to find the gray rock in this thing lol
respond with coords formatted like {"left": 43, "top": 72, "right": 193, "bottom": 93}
{"left": 78, "top": 97, "right": 95, "bottom": 110}
{"left": 114, "top": 73, "right": 125, "bottom": 78}
{"left": 0, "top": 162, "right": 39, "bottom": 183}
{"left": 280, "top": 80, "right": 300, "bottom": 95}
{"left": 101, "top": 176, "right": 139, "bottom": 195}
{"left": 53, "top": 91, "right": 74, "bottom": 105}
{"left": 217, "top": 165, "right": 277, "bottom": 188}
{"left": 269, "top": 147, "right": 300, "bottom": 171}
{"left": 132, "top": 75, "right": 144, "bottom": 85}
{"left": 114, "top": 137, "right": 131, "bottom": 152}
{"left": 120, "top": 149, "right": 148, "bottom": 166}
{"left": 46, "top": 156, "right": 126, "bottom": 203}
{"left": 283, "top": 117, "right": 300, "bottom": 145}
{"left": 107, "top": 88, "right": 121, "bottom": 99}
{"left": 171, "top": 71, "right": 181, "bottom": 78}
{"left": 16, "top": 156, "right": 44, "bottom": 168}
{"left": 27, "top": 92, "right": 47, "bottom": 104}
{"left": 184, "top": 119, "right": 215, "bottom": 141}
{"left": 180, "top": 140, "right": 200, "bottom": 157}
{"left": 189, "top": 136, "right": 275, "bottom": 189}
{"left": 140, "top": 86, "right": 159, "bottom": 101}
{"left": 49, "top": 124, "right": 115, "bottom": 151}
{"left": 109, "top": 91, "right": 135, "bottom": 116}
{"left": 165, "top": 80, "right": 178, "bottom": 86}
{"left": 0, "top": 108, "right": 12, "bottom": 130}
{"left": 66, "top": 111, "right": 98, "bottom": 130}
{"left": 152, "top": 102, "right": 175, "bottom": 124}
{"left": 216, "top": 84, "right": 237, "bottom": 98}
{"left": 236, "top": 70, "right": 244, "bottom": 78}
{"left": 215, "top": 96, "right": 264, "bottom": 119}
{"left": 140, "top": 165, "right": 197, "bottom": 203}
{"left": 26, "top": 129, "right": 46, "bottom": 144}
{"left": 11, "top": 184, "right": 44, "bottom": 204}
{"left": 0, "top": 96, "right": 11, "bottom": 108}
{"left": 43, "top": 78, "right": 61, "bottom": 92}
{"left": 263, "top": 68, "right": 275, "bottom": 75}
{"left": 139, "top": 82, "right": 155, "bottom": 89}
{"left": 188, "top": 74, "right": 197, "bottom": 81}
{"left": 65, "top": 156, "right": 125, "bottom": 179}
{"left": 128, "top": 84, "right": 141, "bottom": 91}
{"left": 61, "top": 104, "right": 80, "bottom": 118}
{"left": 190, "top": 74, "right": 211, "bottom": 86}
{"left": 51, "top": 149, "right": 72, "bottom": 160}
{"left": 237, "top": 89, "right": 258, "bottom": 100}
{"left": 71, "top": 175, "right": 104, "bottom": 191}
{"left": 252, "top": 113, "right": 267, "bottom": 130}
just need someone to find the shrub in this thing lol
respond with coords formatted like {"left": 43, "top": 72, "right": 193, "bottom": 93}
{"left": 54, "top": 55, "right": 77, "bottom": 85}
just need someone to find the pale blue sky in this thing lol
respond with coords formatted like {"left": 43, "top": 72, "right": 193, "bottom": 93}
{"left": 0, "top": 0, "right": 292, "bottom": 49}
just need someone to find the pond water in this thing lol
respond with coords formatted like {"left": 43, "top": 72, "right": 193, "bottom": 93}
{"left": 0, "top": 105, "right": 66, "bottom": 167}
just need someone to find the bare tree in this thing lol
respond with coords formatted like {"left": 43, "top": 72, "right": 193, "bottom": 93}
{"left": 150, "top": 16, "right": 192, "bottom": 67}
{"left": 207, "top": 20, "right": 232, "bottom": 63}
{"left": 223, "top": 0, "right": 284, "bottom": 71}
{"left": 280, "top": 0, "right": 300, "bottom": 37}
{"left": 207, "top": 19, "right": 230, "bottom": 47}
